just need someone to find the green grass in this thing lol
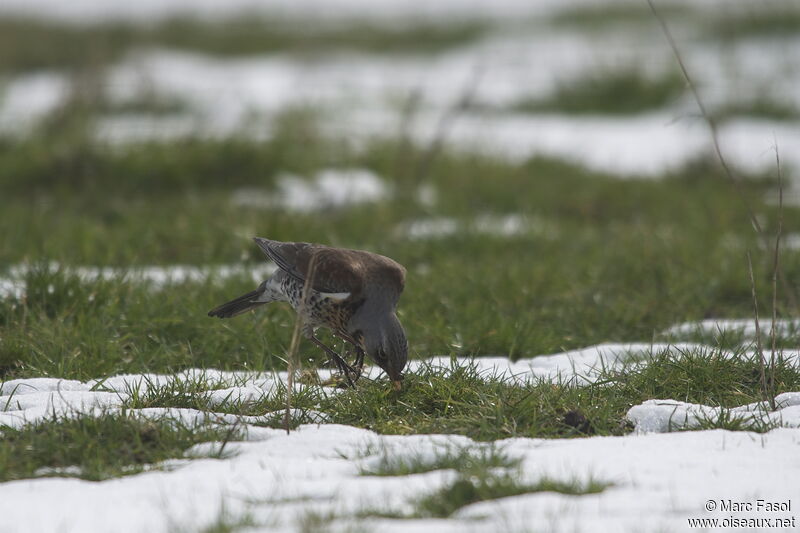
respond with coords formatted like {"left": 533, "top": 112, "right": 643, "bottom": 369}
{"left": 297, "top": 511, "right": 358, "bottom": 533}
{"left": 709, "top": 7, "right": 800, "bottom": 40}
{"left": 511, "top": 68, "right": 685, "bottom": 115}
{"left": 0, "top": 123, "right": 321, "bottom": 200}
{"left": 69, "top": 349, "right": 800, "bottom": 442}
{"left": 360, "top": 443, "right": 520, "bottom": 476}
{"left": 318, "top": 352, "right": 800, "bottom": 440}
{"left": 0, "top": 14, "right": 797, "bottom": 532}
{"left": 118, "top": 372, "right": 329, "bottom": 429}
{"left": 1, "top": 122, "right": 797, "bottom": 380}
{"left": 0, "top": 16, "right": 489, "bottom": 74}
{"left": 551, "top": 3, "right": 691, "bottom": 29}
{"left": 688, "top": 408, "right": 780, "bottom": 433}
{"left": 415, "top": 475, "right": 608, "bottom": 518}
{"left": 0, "top": 412, "right": 242, "bottom": 482}
{"left": 551, "top": 3, "right": 800, "bottom": 41}
{"left": 167, "top": 501, "right": 262, "bottom": 533}
{"left": 1, "top": 59, "right": 799, "bottom": 457}
{"left": 357, "top": 442, "right": 608, "bottom": 518}
{"left": 1, "top": 346, "right": 789, "bottom": 487}
{"left": 190, "top": 508, "right": 258, "bottom": 533}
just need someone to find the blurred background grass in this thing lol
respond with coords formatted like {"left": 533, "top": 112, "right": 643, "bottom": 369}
{"left": 1, "top": 0, "right": 799, "bottom": 380}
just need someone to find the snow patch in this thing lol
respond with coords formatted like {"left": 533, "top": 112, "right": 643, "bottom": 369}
{"left": 33, "top": 465, "right": 84, "bottom": 477}
{"left": 0, "top": 367, "right": 339, "bottom": 429}
{"left": 5, "top": 342, "right": 795, "bottom": 429}
{"left": 783, "top": 233, "right": 800, "bottom": 250}
{"left": 400, "top": 217, "right": 460, "bottom": 239}
{"left": 231, "top": 169, "right": 388, "bottom": 212}
{"left": 0, "top": 0, "right": 554, "bottom": 24}
{"left": 2, "top": 339, "right": 800, "bottom": 531}
{"left": 0, "top": 279, "right": 25, "bottom": 300}
{"left": 482, "top": 342, "right": 715, "bottom": 385}
{"left": 4, "top": 6, "right": 800, "bottom": 177}
{"left": 627, "top": 392, "right": 800, "bottom": 433}
{"left": 0, "top": 421, "right": 798, "bottom": 532}
{"left": 0, "top": 72, "right": 68, "bottom": 134}
{"left": 0, "top": 262, "right": 276, "bottom": 299}
{"left": 0, "top": 0, "right": 756, "bottom": 27}
{"left": 382, "top": 110, "right": 800, "bottom": 177}
{"left": 398, "top": 213, "right": 557, "bottom": 240}
{"left": 78, "top": 24, "right": 800, "bottom": 176}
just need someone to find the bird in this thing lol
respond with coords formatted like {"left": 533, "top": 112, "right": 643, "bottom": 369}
{"left": 208, "top": 237, "right": 408, "bottom": 390}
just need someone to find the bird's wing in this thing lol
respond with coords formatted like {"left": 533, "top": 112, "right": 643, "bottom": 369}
{"left": 253, "top": 238, "right": 363, "bottom": 295}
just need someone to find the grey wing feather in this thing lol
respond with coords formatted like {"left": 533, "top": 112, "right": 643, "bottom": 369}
{"left": 253, "top": 238, "right": 339, "bottom": 292}
{"left": 253, "top": 238, "right": 303, "bottom": 281}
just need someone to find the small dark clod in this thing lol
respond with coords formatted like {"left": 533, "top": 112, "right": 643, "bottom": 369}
{"left": 563, "top": 409, "right": 594, "bottom": 434}
{"left": 0, "top": 360, "right": 22, "bottom": 378}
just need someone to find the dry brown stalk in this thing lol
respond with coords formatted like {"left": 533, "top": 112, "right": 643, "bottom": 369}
{"left": 646, "top": 0, "right": 799, "bottom": 314}
{"left": 413, "top": 66, "right": 484, "bottom": 187}
{"left": 768, "top": 147, "right": 784, "bottom": 409}
{"left": 284, "top": 252, "right": 319, "bottom": 434}
{"left": 746, "top": 251, "right": 771, "bottom": 408}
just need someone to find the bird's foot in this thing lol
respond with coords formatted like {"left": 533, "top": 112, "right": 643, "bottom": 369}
{"left": 320, "top": 373, "right": 355, "bottom": 389}
{"left": 308, "top": 334, "right": 356, "bottom": 387}
{"left": 328, "top": 352, "right": 358, "bottom": 388}
{"left": 296, "top": 368, "right": 322, "bottom": 385}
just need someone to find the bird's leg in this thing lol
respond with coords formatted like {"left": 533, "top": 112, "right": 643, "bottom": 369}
{"left": 334, "top": 331, "right": 366, "bottom": 381}
{"left": 308, "top": 334, "right": 356, "bottom": 388}
{"left": 352, "top": 347, "right": 365, "bottom": 380}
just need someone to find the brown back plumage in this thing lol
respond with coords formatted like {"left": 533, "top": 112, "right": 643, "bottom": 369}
{"left": 253, "top": 237, "right": 405, "bottom": 304}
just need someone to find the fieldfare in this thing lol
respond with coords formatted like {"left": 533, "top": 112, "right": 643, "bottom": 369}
{"left": 208, "top": 238, "right": 408, "bottom": 389}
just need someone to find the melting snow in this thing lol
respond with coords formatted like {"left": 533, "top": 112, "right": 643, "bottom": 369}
{"left": 0, "top": 424, "right": 791, "bottom": 532}
{"left": 0, "top": 0, "right": 726, "bottom": 25}
{"left": 2, "top": 329, "right": 800, "bottom": 531}
{"left": 0, "top": 262, "right": 276, "bottom": 299}
{"left": 0, "top": 0, "right": 759, "bottom": 27}
{"left": 230, "top": 169, "right": 389, "bottom": 212}
{"left": 3, "top": 342, "right": 798, "bottom": 429}
{"left": 360, "top": 109, "right": 800, "bottom": 177}
{"left": 0, "top": 278, "right": 25, "bottom": 300}
{"left": 0, "top": 369, "right": 330, "bottom": 431}
{"left": 88, "top": 43, "right": 800, "bottom": 175}
{"left": 397, "top": 214, "right": 557, "bottom": 240}
{"left": 627, "top": 393, "right": 800, "bottom": 433}
{"left": 400, "top": 217, "right": 461, "bottom": 239}
{"left": 0, "top": 0, "right": 556, "bottom": 24}
{"left": 1, "top": 386, "right": 799, "bottom": 531}
{"left": 783, "top": 233, "right": 800, "bottom": 250}
{"left": 3, "top": 3, "right": 800, "bottom": 177}
{"left": 0, "top": 72, "right": 69, "bottom": 134}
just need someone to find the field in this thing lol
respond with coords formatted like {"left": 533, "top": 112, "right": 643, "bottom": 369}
{"left": 1, "top": 1, "right": 800, "bottom": 531}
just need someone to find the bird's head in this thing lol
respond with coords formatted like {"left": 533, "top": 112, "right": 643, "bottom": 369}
{"left": 362, "top": 313, "right": 408, "bottom": 390}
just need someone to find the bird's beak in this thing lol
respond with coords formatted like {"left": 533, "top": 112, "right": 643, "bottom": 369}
{"left": 392, "top": 380, "right": 402, "bottom": 391}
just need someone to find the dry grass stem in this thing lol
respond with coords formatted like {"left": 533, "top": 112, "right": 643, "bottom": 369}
{"left": 768, "top": 146, "right": 784, "bottom": 409}
{"left": 284, "top": 252, "right": 320, "bottom": 433}
{"left": 413, "top": 66, "right": 483, "bottom": 186}
{"left": 746, "top": 251, "right": 771, "bottom": 407}
{"left": 646, "top": 0, "right": 798, "bottom": 313}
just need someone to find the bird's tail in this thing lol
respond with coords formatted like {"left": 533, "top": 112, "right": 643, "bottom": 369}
{"left": 208, "top": 290, "right": 266, "bottom": 318}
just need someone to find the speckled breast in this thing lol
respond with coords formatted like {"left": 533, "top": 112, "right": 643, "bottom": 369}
{"left": 280, "top": 277, "right": 356, "bottom": 331}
